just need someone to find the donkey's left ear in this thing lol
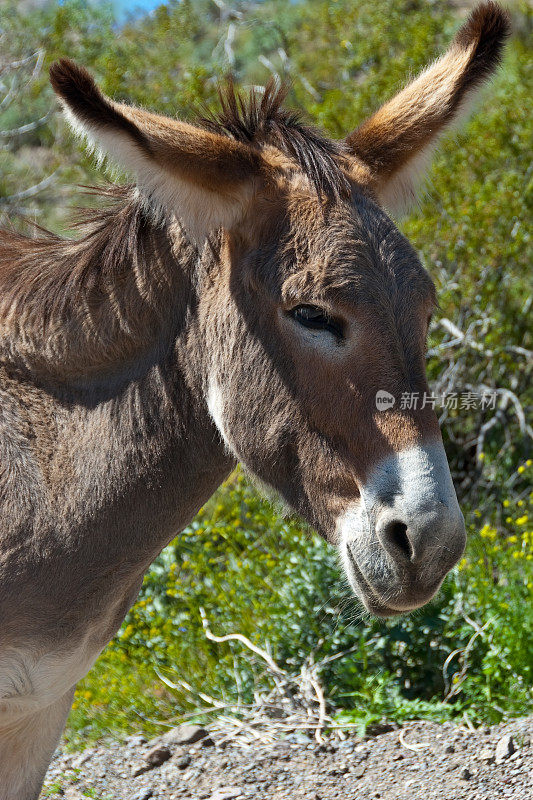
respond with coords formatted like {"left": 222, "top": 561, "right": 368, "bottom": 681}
{"left": 346, "top": 2, "right": 510, "bottom": 214}
{"left": 50, "top": 59, "right": 265, "bottom": 244}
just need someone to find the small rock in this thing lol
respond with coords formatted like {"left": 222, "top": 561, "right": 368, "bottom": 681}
{"left": 460, "top": 766, "right": 472, "bottom": 780}
{"left": 285, "top": 732, "right": 311, "bottom": 745}
{"left": 63, "top": 790, "right": 86, "bottom": 800}
{"left": 209, "top": 788, "right": 243, "bottom": 800}
{"left": 339, "top": 740, "right": 355, "bottom": 751}
{"left": 444, "top": 744, "right": 455, "bottom": 754}
{"left": 495, "top": 734, "right": 515, "bottom": 763}
{"left": 353, "top": 764, "right": 366, "bottom": 778}
{"left": 71, "top": 751, "right": 93, "bottom": 769}
{"left": 176, "top": 754, "right": 192, "bottom": 769}
{"left": 479, "top": 749, "right": 495, "bottom": 763}
{"left": 160, "top": 724, "right": 209, "bottom": 747}
{"left": 131, "top": 763, "right": 149, "bottom": 778}
{"left": 132, "top": 790, "right": 153, "bottom": 800}
{"left": 126, "top": 734, "right": 147, "bottom": 747}
{"left": 145, "top": 743, "right": 172, "bottom": 768}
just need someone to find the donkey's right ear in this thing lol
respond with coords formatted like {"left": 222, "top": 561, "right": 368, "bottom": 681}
{"left": 50, "top": 59, "right": 264, "bottom": 244}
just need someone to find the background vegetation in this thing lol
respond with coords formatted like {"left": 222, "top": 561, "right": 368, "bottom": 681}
{"left": 1, "top": 0, "right": 531, "bottom": 746}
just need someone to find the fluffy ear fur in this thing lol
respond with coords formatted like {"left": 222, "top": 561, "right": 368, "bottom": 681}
{"left": 345, "top": 2, "right": 510, "bottom": 214}
{"left": 50, "top": 59, "right": 264, "bottom": 244}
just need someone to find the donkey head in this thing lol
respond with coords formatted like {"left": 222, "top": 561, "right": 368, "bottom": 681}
{"left": 50, "top": 3, "right": 509, "bottom": 615}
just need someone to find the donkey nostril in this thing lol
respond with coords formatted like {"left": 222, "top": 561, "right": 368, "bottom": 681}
{"left": 384, "top": 520, "right": 413, "bottom": 561}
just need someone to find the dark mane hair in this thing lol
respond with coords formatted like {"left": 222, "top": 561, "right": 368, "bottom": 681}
{"left": 199, "top": 80, "right": 349, "bottom": 198}
{"left": 0, "top": 186, "right": 171, "bottom": 335}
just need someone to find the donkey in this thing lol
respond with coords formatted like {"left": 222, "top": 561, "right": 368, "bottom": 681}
{"left": 0, "top": 3, "right": 508, "bottom": 797}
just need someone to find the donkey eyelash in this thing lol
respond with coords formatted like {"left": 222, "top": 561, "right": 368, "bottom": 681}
{"left": 288, "top": 304, "right": 345, "bottom": 340}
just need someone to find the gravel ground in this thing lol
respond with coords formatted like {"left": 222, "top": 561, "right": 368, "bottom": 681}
{"left": 41, "top": 717, "right": 532, "bottom": 800}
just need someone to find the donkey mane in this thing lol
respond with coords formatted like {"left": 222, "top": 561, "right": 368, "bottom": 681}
{"left": 0, "top": 186, "right": 152, "bottom": 320}
{"left": 0, "top": 186, "right": 184, "bottom": 374}
{"left": 199, "top": 80, "right": 349, "bottom": 197}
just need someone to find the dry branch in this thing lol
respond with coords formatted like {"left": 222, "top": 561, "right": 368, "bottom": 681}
{"left": 157, "top": 608, "right": 363, "bottom": 746}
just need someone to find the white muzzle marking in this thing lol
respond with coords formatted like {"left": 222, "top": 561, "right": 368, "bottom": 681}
{"left": 338, "top": 440, "right": 466, "bottom": 614}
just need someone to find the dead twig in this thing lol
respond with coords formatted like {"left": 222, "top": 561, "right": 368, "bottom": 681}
{"left": 398, "top": 728, "right": 430, "bottom": 752}
{"left": 157, "top": 608, "right": 361, "bottom": 747}
{"left": 200, "top": 607, "right": 287, "bottom": 676}
{"left": 443, "top": 615, "right": 493, "bottom": 701}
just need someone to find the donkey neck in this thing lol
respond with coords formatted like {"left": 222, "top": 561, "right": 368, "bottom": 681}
{"left": 0, "top": 195, "right": 236, "bottom": 637}
{"left": 0, "top": 335, "right": 235, "bottom": 649}
{"left": 0, "top": 188, "right": 236, "bottom": 567}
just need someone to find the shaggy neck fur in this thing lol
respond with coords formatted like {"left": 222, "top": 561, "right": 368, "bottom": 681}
{"left": 0, "top": 187, "right": 196, "bottom": 382}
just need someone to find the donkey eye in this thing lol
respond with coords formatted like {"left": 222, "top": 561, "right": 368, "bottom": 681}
{"left": 289, "top": 304, "right": 345, "bottom": 340}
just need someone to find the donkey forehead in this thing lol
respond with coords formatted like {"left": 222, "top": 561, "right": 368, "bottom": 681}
{"left": 265, "top": 190, "right": 436, "bottom": 308}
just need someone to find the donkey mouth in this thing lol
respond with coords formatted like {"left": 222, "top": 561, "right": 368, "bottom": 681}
{"left": 345, "top": 549, "right": 401, "bottom": 617}
{"left": 345, "top": 547, "right": 443, "bottom": 617}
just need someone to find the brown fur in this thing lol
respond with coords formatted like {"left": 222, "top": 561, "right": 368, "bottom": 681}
{"left": 50, "top": 59, "right": 263, "bottom": 193}
{"left": 0, "top": 186, "right": 188, "bottom": 377}
{"left": 200, "top": 79, "right": 350, "bottom": 198}
{"left": 0, "top": 5, "right": 507, "bottom": 797}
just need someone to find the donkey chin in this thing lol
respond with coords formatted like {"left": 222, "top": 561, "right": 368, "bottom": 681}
{"left": 337, "top": 441, "right": 467, "bottom": 617}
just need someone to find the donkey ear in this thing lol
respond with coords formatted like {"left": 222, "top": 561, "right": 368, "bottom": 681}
{"left": 345, "top": 2, "right": 510, "bottom": 214}
{"left": 50, "top": 59, "right": 263, "bottom": 244}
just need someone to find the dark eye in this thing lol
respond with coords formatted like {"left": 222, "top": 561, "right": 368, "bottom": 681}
{"left": 289, "top": 304, "right": 345, "bottom": 340}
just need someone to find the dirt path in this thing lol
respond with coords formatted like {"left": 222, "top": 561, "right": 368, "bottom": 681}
{"left": 42, "top": 716, "right": 532, "bottom": 800}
